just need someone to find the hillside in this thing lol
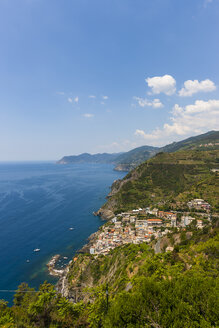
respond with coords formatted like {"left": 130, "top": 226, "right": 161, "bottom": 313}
{"left": 160, "top": 130, "right": 219, "bottom": 153}
{"left": 57, "top": 152, "right": 122, "bottom": 164}
{"left": 98, "top": 149, "right": 219, "bottom": 215}
{"left": 57, "top": 131, "right": 219, "bottom": 171}
{"left": 113, "top": 145, "right": 158, "bottom": 171}
{"left": 1, "top": 224, "right": 218, "bottom": 327}
{"left": 56, "top": 146, "right": 158, "bottom": 168}
{"left": 114, "top": 130, "right": 219, "bottom": 171}
{"left": 1, "top": 145, "right": 219, "bottom": 327}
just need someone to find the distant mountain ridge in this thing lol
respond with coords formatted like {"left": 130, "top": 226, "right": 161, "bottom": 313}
{"left": 57, "top": 130, "right": 219, "bottom": 170}
{"left": 57, "top": 146, "right": 158, "bottom": 169}
{"left": 57, "top": 152, "right": 122, "bottom": 164}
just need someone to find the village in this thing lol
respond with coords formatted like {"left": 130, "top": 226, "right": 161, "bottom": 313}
{"left": 90, "top": 198, "right": 212, "bottom": 255}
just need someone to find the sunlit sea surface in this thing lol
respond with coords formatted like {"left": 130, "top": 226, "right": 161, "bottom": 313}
{"left": 0, "top": 162, "right": 125, "bottom": 303}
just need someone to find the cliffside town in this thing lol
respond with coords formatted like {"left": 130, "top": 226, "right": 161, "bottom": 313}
{"left": 89, "top": 199, "right": 211, "bottom": 256}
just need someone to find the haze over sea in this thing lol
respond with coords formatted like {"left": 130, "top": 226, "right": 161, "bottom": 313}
{"left": 0, "top": 162, "right": 125, "bottom": 303}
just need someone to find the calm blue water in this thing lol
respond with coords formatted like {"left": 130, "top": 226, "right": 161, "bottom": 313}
{"left": 0, "top": 162, "right": 125, "bottom": 303}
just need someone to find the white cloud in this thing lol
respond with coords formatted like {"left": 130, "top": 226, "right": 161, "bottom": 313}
{"left": 89, "top": 95, "right": 96, "bottom": 99}
{"left": 185, "top": 99, "right": 219, "bottom": 113}
{"left": 68, "top": 96, "right": 79, "bottom": 103}
{"left": 172, "top": 104, "right": 183, "bottom": 116}
{"left": 134, "top": 99, "right": 219, "bottom": 145}
{"left": 83, "top": 113, "right": 94, "bottom": 118}
{"left": 57, "top": 91, "right": 65, "bottom": 95}
{"left": 97, "top": 140, "right": 137, "bottom": 153}
{"left": 102, "top": 96, "right": 108, "bottom": 100}
{"left": 179, "top": 79, "right": 216, "bottom": 97}
{"left": 100, "top": 101, "right": 105, "bottom": 105}
{"left": 134, "top": 97, "right": 163, "bottom": 108}
{"left": 134, "top": 129, "right": 161, "bottom": 140}
{"left": 146, "top": 74, "right": 176, "bottom": 95}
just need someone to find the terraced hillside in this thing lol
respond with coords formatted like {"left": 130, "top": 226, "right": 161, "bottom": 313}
{"left": 100, "top": 149, "right": 219, "bottom": 213}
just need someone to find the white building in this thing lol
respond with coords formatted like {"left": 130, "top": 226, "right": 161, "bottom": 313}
{"left": 182, "top": 216, "right": 195, "bottom": 227}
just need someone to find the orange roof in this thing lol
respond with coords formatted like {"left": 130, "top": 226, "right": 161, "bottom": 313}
{"left": 147, "top": 219, "right": 162, "bottom": 222}
{"left": 164, "top": 212, "right": 174, "bottom": 215}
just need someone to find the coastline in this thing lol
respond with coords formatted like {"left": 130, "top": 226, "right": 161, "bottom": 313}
{"left": 47, "top": 209, "right": 111, "bottom": 298}
{"left": 44, "top": 174, "right": 125, "bottom": 299}
{"left": 45, "top": 207, "right": 114, "bottom": 301}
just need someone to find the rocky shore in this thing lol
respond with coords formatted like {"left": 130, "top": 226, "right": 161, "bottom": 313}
{"left": 48, "top": 230, "right": 101, "bottom": 299}
{"left": 93, "top": 208, "right": 114, "bottom": 220}
{"left": 47, "top": 255, "right": 64, "bottom": 277}
{"left": 51, "top": 195, "right": 115, "bottom": 299}
{"left": 79, "top": 231, "right": 99, "bottom": 253}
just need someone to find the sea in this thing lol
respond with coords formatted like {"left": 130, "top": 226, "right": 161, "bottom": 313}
{"left": 0, "top": 162, "right": 126, "bottom": 303}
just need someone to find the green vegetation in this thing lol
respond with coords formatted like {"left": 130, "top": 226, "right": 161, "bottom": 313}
{"left": 58, "top": 131, "right": 219, "bottom": 170}
{"left": 0, "top": 282, "right": 87, "bottom": 327}
{"left": 103, "top": 149, "right": 219, "bottom": 212}
{"left": 1, "top": 225, "right": 218, "bottom": 327}
{"left": 1, "top": 131, "right": 219, "bottom": 327}
{"left": 160, "top": 130, "right": 219, "bottom": 153}
{"left": 113, "top": 145, "right": 158, "bottom": 170}
{"left": 113, "top": 130, "right": 219, "bottom": 170}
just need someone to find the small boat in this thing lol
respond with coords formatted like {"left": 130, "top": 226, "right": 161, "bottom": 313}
{"left": 63, "top": 256, "right": 68, "bottom": 260}
{"left": 34, "top": 248, "right": 40, "bottom": 252}
{"left": 26, "top": 260, "right": 30, "bottom": 263}
{"left": 69, "top": 227, "right": 74, "bottom": 230}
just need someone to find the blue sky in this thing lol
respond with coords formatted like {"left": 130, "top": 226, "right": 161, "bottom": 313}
{"left": 0, "top": 0, "right": 219, "bottom": 160}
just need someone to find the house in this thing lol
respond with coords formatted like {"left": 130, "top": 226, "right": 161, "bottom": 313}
{"left": 90, "top": 247, "right": 95, "bottom": 254}
{"left": 151, "top": 208, "right": 159, "bottom": 216}
{"left": 130, "top": 217, "right": 136, "bottom": 223}
{"left": 162, "top": 213, "right": 177, "bottom": 227}
{"left": 165, "top": 212, "right": 177, "bottom": 220}
{"left": 158, "top": 211, "right": 165, "bottom": 218}
{"left": 182, "top": 216, "right": 195, "bottom": 227}
{"left": 136, "top": 220, "right": 148, "bottom": 228}
{"left": 201, "top": 203, "right": 211, "bottom": 210}
{"left": 187, "top": 199, "right": 211, "bottom": 211}
{"left": 115, "top": 221, "right": 121, "bottom": 228}
{"left": 197, "top": 220, "right": 204, "bottom": 229}
{"left": 171, "top": 217, "right": 177, "bottom": 227}
{"left": 147, "top": 219, "right": 162, "bottom": 227}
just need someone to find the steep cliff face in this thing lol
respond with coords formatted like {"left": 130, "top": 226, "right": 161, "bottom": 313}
{"left": 57, "top": 242, "right": 153, "bottom": 301}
